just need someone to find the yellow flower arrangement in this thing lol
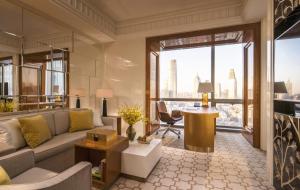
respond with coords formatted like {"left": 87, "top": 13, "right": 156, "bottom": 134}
{"left": 118, "top": 105, "right": 146, "bottom": 126}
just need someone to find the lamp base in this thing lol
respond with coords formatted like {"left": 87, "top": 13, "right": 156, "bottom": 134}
{"left": 102, "top": 98, "right": 107, "bottom": 117}
{"left": 76, "top": 97, "right": 80, "bottom": 108}
{"left": 201, "top": 93, "right": 209, "bottom": 107}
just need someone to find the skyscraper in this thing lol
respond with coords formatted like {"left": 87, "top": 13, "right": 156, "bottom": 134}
{"left": 193, "top": 73, "right": 200, "bottom": 98}
{"left": 168, "top": 59, "right": 177, "bottom": 98}
{"left": 228, "top": 68, "right": 237, "bottom": 98}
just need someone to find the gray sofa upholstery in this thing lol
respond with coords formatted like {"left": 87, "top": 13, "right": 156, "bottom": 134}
{"left": 0, "top": 109, "right": 118, "bottom": 172}
{"left": 0, "top": 149, "right": 92, "bottom": 190}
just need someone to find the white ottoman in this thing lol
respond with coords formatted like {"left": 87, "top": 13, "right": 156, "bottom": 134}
{"left": 121, "top": 139, "right": 162, "bottom": 181}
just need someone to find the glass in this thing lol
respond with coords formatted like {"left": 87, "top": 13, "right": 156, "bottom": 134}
{"left": 150, "top": 52, "right": 157, "bottom": 99}
{"left": 159, "top": 47, "right": 211, "bottom": 98}
{"left": 246, "top": 43, "right": 254, "bottom": 132}
{"left": 275, "top": 37, "right": 300, "bottom": 100}
{"left": 216, "top": 103, "right": 243, "bottom": 127}
{"left": 215, "top": 43, "right": 243, "bottom": 99}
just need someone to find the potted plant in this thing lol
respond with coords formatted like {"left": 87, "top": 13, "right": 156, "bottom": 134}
{"left": 118, "top": 105, "right": 146, "bottom": 141}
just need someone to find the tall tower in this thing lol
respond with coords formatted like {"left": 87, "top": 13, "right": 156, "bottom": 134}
{"left": 168, "top": 59, "right": 177, "bottom": 98}
{"left": 228, "top": 69, "right": 237, "bottom": 98}
{"left": 286, "top": 79, "right": 293, "bottom": 96}
{"left": 193, "top": 73, "right": 200, "bottom": 98}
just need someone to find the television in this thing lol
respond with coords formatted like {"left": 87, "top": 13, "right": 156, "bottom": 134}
{"left": 274, "top": 8, "right": 300, "bottom": 104}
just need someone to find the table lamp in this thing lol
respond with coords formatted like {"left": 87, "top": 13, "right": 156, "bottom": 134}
{"left": 70, "top": 88, "right": 86, "bottom": 108}
{"left": 274, "top": 81, "right": 287, "bottom": 99}
{"left": 198, "top": 82, "right": 213, "bottom": 107}
{"left": 96, "top": 89, "right": 113, "bottom": 117}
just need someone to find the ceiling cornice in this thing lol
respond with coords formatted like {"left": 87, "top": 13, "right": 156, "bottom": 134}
{"left": 50, "top": 0, "right": 116, "bottom": 38}
{"left": 117, "top": 1, "right": 243, "bottom": 35}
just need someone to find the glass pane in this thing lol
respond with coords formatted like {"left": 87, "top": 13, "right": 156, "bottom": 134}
{"left": 247, "top": 43, "right": 254, "bottom": 132}
{"left": 150, "top": 53, "right": 157, "bottom": 98}
{"left": 215, "top": 44, "right": 243, "bottom": 99}
{"left": 216, "top": 103, "right": 243, "bottom": 127}
{"left": 160, "top": 47, "right": 211, "bottom": 98}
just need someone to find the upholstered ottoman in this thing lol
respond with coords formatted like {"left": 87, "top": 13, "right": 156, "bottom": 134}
{"left": 121, "top": 139, "right": 161, "bottom": 181}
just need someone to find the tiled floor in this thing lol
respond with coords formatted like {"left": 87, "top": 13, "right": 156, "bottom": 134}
{"left": 111, "top": 130, "right": 274, "bottom": 190}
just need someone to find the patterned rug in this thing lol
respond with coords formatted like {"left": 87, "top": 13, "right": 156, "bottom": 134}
{"left": 110, "top": 131, "right": 274, "bottom": 190}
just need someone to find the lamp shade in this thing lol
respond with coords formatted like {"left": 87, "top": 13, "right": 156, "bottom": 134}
{"left": 274, "top": 82, "right": 288, "bottom": 93}
{"left": 198, "top": 82, "right": 214, "bottom": 93}
{"left": 52, "top": 85, "right": 59, "bottom": 94}
{"left": 69, "top": 88, "right": 86, "bottom": 97}
{"left": 96, "top": 89, "right": 113, "bottom": 98}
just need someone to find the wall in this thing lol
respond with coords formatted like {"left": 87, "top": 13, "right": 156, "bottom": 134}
{"left": 69, "top": 40, "right": 105, "bottom": 125}
{"left": 103, "top": 37, "right": 146, "bottom": 136}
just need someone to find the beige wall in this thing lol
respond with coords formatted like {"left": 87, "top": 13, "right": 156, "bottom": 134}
{"left": 69, "top": 41, "right": 105, "bottom": 125}
{"left": 103, "top": 37, "right": 146, "bottom": 136}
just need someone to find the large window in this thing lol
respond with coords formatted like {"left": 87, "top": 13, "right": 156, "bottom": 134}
{"left": 160, "top": 47, "right": 211, "bottom": 99}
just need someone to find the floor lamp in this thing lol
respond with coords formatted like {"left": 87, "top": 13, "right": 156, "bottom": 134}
{"left": 96, "top": 89, "right": 113, "bottom": 117}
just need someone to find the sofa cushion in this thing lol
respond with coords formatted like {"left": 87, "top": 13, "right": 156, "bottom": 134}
{"left": 0, "top": 166, "right": 11, "bottom": 185}
{"left": 0, "top": 119, "right": 26, "bottom": 149}
{"left": 42, "top": 113, "right": 56, "bottom": 136}
{"left": 11, "top": 167, "right": 57, "bottom": 184}
{"left": 18, "top": 115, "right": 52, "bottom": 148}
{"left": 53, "top": 110, "right": 69, "bottom": 135}
{"left": 69, "top": 110, "right": 94, "bottom": 132}
{"left": 33, "top": 130, "right": 90, "bottom": 162}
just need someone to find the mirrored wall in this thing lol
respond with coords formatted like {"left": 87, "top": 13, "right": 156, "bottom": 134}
{"left": 0, "top": 1, "right": 71, "bottom": 114}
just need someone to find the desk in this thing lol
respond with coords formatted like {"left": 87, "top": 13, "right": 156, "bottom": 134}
{"left": 182, "top": 108, "right": 219, "bottom": 153}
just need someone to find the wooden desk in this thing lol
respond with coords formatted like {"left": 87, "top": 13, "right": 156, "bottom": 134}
{"left": 182, "top": 108, "right": 219, "bottom": 153}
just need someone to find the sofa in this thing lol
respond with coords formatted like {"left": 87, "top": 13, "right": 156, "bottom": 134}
{"left": 0, "top": 149, "right": 92, "bottom": 190}
{"left": 0, "top": 109, "right": 118, "bottom": 173}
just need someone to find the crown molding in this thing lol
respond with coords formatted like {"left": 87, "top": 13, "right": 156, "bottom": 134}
{"left": 50, "top": 0, "right": 116, "bottom": 38}
{"left": 117, "top": 2, "right": 243, "bottom": 35}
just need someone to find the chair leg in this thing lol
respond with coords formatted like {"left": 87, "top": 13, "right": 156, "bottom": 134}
{"left": 169, "top": 128, "right": 181, "bottom": 139}
{"left": 162, "top": 128, "right": 170, "bottom": 138}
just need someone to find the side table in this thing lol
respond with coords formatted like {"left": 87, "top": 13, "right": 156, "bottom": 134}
{"left": 75, "top": 136, "right": 129, "bottom": 189}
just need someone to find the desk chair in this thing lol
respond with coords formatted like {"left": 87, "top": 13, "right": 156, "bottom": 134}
{"left": 156, "top": 101, "right": 182, "bottom": 139}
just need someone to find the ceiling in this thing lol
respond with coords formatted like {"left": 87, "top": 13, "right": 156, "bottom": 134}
{"left": 90, "top": 0, "right": 244, "bottom": 22}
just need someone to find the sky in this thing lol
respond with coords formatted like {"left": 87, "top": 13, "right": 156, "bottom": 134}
{"left": 275, "top": 37, "right": 300, "bottom": 95}
{"left": 159, "top": 44, "right": 244, "bottom": 98}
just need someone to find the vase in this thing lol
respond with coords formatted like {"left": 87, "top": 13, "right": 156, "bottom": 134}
{"left": 126, "top": 125, "right": 136, "bottom": 141}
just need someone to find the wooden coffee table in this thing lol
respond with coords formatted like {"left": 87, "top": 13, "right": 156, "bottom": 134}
{"left": 75, "top": 136, "right": 129, "bottom": 189}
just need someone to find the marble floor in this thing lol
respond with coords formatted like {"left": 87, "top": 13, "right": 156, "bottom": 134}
{"left": 110, "top": 130, "right": 274, "bottom": 190}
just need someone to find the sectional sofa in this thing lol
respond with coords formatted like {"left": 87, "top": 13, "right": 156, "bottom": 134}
{"left": 0, "top": 109, "right": 118, "bottom": 189}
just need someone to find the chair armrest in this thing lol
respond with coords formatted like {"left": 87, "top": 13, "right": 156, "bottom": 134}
{"left": 0, "top": 149, "right": 34, "bottom": 178}
{"left": 102, "top": 116, "right": 122, "bottom": 135}
{"left": 0, "top": 142, "right": 16, "bottom": 157}
{"left": 0, "top": 162, "right": 92, "bottom": 190}
{"left": 171, "top": 110, "right": 183, "bottom": 118}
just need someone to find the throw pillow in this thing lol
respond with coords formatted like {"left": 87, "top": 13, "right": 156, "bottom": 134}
{"left": 0, "top": 119, "right": 26, "bottom": 149}
{"left": 69, "top": 110, "right": 94, "bottom": 132}
{"left": 0, "top": 166, "right": 10, "bottom": 185}
{"left": 18, "top": 115, "right": 52, "bottom": 148}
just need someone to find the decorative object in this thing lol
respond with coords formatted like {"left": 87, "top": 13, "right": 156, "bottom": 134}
{"left": 137, "top": 135, "right": 152, "bottom": 144}
{"left": 274, "top": 0, "right": 299, "bottom": 26}
{"left": 273, "top": 113, "right": 300, "bottom": 189}
{"left": 198, "top": 82, "right": 213, "bottom": 107}
{"left": 70, "top": 88, "right": 86, "bottom": 108}
{"left": 86, "top": 129, "right": 117, "bottom": 143}
{"left": 118, "top": 105, "right": 146, "bottom": 141}
{"left": 96, "top": 89, "right": 113, "bottom": 117}
{"left": 0, "top": 99, "right": 17, "bottom": 112}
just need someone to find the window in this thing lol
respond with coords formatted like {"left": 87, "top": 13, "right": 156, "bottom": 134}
{"left": 159, "top": 47, "right": 211, "bottom": 98}
{"left": 214, "top": 44, "right": 243, "bottom": 99}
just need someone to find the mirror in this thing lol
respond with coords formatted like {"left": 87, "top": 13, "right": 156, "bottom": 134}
{"left": 0, "top": 0, "right": 72, "bottom": 113}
